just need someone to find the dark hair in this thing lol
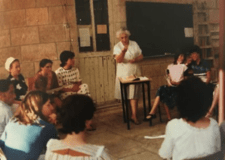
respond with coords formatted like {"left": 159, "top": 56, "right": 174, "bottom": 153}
{"left": 177, "top": 76, "right": 211, "bottom": 122}
{"left": 0, "top": 79, "right": 12, "bottom": 92}
{"left": 60, "top": 51, "right": 75, "bottom": 67}
{"left": 39, "top": 59, "right": 53, "bottom": 69}
{"left": 59, "top": 95, "right": 95, "bottom": 134}
{"left": 173, "top": 53, "right": 185, "bottom": 64}
{"left": 15, "top": 91, "right": 50, "bottom": 124}
{"left": 189, "top": 45, "right": 202, "bottom": 58}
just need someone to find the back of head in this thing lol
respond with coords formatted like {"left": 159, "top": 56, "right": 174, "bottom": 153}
{"left": 173, "top": 53, "right": 185, "bottom": 64}
{"left": 0, "top": 79, "right": 12, "bottom": 93}
{"left": 15, "top": 90, "right": 49, "bottom": 124}
{"left": 34, "top": 75, "right": 47, "bottom": 92}
{"left": 60, "top": 51, "right": 75, "bottom": 67}
{"left": 39, "top": 59, "right": 53, "bottom": 68}
{"left": 177, "top": 76, "right": 211, "bottom": 122}
{"left": 59, "top": 94, "right": 95, "bottom": 134}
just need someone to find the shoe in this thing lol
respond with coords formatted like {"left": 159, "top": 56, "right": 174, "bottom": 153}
{"left": 146, "top": 114, "right": 157, "bottom": 120}
{"left": 130, "top": 118, "right": 141, "bottom": 125}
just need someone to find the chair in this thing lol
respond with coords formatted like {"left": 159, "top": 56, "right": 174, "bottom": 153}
{"left": 184, "top": 151, "right": 224, "bottom": 160}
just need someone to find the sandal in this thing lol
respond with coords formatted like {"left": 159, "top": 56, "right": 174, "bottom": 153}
{"left": 146, "top": 114, "right": 157, "bottom": 120}
{"left": 130, "top": 118, "right": 141, "bottom": 125}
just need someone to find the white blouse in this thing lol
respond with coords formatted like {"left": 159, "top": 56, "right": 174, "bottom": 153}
{"left": 159, "top": 118, "right": 221, "bottom": 160}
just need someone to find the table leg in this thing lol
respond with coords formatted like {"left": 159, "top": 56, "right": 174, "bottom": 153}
{"left": 147, "top": 81, "right": 152, "bottom": 126}
{"left": 120, "top": 82, "right": 126, "bottom": 123}
{"left": 142, "top": 83, "right": 147, "bottom": 121}
{"left": 124, "top": 84, "right": 130, "bottom": 130}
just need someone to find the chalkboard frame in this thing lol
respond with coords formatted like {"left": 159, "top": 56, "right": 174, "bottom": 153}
{"left": 126, "top": 2, "right": 194, "bottom": 58}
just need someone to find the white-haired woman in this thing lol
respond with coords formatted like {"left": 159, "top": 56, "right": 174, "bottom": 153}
{"left": 113, "top": 28, "right": 143, "bottom": 125}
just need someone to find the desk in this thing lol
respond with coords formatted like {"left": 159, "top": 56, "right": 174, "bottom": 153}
{"left": 119, "top": 77, "right": 152, "bottom": 130}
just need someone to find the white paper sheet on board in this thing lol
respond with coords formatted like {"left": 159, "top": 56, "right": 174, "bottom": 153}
{"left": 79, "top": 28, "right": 91, "bottom": 47}
{"left": 184, "top": 27, "right": 193, "bottom": 37}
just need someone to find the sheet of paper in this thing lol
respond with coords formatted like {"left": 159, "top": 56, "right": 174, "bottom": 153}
{"left": 184, "top": 27, "right": 193, "bottom": 37}
{"left": 79, "top": 28, "right": 91, "bottom": 47}
{"left": 144, "top": 135, "right": 165, "bottom": 139}
{"left": 97, "top": 24, "right": 107, "bottom": 34}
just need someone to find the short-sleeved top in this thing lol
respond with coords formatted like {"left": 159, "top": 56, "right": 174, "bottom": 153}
{"left": 191, "top": 60, "right": 210, "bottom": 82}
{"left": 0, "top": 100, "right": 12, "bottom": 138}
{"left": 159, "top": 118, "right": 221, "bottom": 160}
{"left": 0, "top": 118, "right": 57, "bottom": 160}
{"left": 7, "top": 74, "right": 28, "bottom": 100}
{"left": 55, "top": 67, "right": 81, "bottom": 87}
{"left": 45, "top": 139, "right": 111, "bottom": 160}
{"left": 167, "top": 63, "right": 187, "bottom": 84}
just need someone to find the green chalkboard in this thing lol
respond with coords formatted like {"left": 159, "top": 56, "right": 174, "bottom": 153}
{"left": 126, "top": 2, "right": 194, "bottom": 57}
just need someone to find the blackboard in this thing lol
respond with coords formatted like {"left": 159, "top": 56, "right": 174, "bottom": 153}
{"left": 126, "top": 2, "right": 194, "bottom": 57}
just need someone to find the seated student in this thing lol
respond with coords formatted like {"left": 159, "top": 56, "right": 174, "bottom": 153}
{"left": 31, "top": 59, "right": 59, "bottom": 91}
{"left": 0, "top": 91, "right": 57, "bottom": 160}
{"left": 146, "top": 53, "right": 187, "bottom": 121}
{"left": 55, "top": 51, "right": 90, "bottom": 100}
{"left": 189, "top": 45, "right": 211, "bottom": 83}
{"left": 5, "top": 57, "right": 28, "bottom": 101}
{"left": 0, "top": 80, "right": 15, "bottom": 137}
{"left": 159, "top": 77, "right": 221, "bottom": 160}
{"left": 45, "top": 95, "right": 111, "bottom": 160}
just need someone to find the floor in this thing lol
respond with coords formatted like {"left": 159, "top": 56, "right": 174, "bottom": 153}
{"left": 86, "top": 104, "right": 180, "bottom": 160}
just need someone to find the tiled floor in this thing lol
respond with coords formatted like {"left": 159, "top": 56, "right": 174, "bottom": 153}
{"left": 86, "top": 104, "right": 180, "bottom": 160}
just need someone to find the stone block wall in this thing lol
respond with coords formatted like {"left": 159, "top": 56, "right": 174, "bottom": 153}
{"left": 0, "top": 0, "right": 78, "bottom": 79}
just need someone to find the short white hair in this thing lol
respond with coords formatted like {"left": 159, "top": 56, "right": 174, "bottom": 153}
{"left": 116, "top": 28, "right": 131, "bottom": 39}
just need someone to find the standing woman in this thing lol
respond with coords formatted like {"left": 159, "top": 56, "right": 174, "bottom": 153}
{"left": 113, "top": 28, "right": 143, "bottom": 125}
{"left": 32, "top": 59, "right": 59, "bottom": 91}
{"left": 5, "top": 57, "right": 28, "bottom": 101}
{"left": 0, "top": 91, "right": 57, "bottom": 160}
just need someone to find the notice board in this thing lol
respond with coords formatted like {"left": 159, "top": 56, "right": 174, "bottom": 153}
{"left": 126, "top": 2, "right": 194, "bottom": 57}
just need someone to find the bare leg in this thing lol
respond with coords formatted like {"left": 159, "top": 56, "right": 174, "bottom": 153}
{"left": 163, "top": 104, "right": 171, "bottom": 120}
{"left": 206, "top": 86, "right": 219, "bottom": 117}
{"left": 146, "top": 96, "right": 160, "bottom": 119}
{"left": 130, "top": 99, "right": 139, "bottom": 124}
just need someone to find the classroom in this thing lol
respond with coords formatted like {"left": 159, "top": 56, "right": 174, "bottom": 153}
{"left": 0, "top": 0, "right": 224, "bottom": 159}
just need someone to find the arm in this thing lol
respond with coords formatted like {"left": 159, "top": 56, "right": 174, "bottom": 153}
{"left": 206, "top": 86, "right": 219, "bottom": 117}
{"left": 114, "top": 46, "right": 128, "bottom": 63}
{"left": 206, "top": 71, "right": 211, "bottom": 84}
{"left": 129, "top": 54, "right": 143, "bottom": 63}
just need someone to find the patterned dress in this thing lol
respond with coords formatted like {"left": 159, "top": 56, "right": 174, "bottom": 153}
{"left": 7, "top": 74, "right": 28, "bottom": 101}
{"left": 55, "top": 67, "right": 90, "bottom": 99}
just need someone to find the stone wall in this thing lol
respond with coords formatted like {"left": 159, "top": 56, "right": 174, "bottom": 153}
{"left": 0, "top": 0, "right": 77, "bottom": 79}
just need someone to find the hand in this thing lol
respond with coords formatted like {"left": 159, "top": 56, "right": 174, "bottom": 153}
{"left": 71, "top": 83, "right": 80, "bottom": 92}
{"left": 128, "top": 58, "right": 136, "bottom": 63}
{"left": 122, "top": 46, "right": 128, "bottom": 53}
{"left": 48, "top": 113, "right": 57, "bottom": 125}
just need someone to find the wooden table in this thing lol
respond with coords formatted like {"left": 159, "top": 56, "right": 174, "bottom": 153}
{"left": 119, "top": 77, "right": 152, "bottom": 130}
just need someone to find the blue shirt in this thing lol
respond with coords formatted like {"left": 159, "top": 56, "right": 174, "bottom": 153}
{"left": 0, "top": 100, "right": 12, "bottom": 137}
{"left": 0, "top": 119, "right": 57, "bottom": 160}
{"left": 191, "top": 59, "right": 210, "bottom": 82}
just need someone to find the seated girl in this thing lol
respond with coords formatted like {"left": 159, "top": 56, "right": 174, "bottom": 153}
{"left": 32, "top": 59, "right": 59, "bottom": 91}
{"left": 0, "top": 91, "right": 57, "bottom": 160}
{"left": 159, "top": 77, "right": 221, "bottom": 160}
{"left": 45, "top": 94, "right": 111, "bottom": 160}
{"left": 55, "top": 51, "right": 90, "bottom": 100}
{"left": 146, "top": 53, "right": 187, "bottom": 120}
{"left": 5, "top": 57, "right": 28, "bottom": 101}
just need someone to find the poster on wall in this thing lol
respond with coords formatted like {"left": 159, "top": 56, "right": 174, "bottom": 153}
{"left": 79, "top": 28, "right": 91, "bottom": 47}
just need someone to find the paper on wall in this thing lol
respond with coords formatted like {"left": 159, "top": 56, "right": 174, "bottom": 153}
{"left": 79, "top": 28, "right": 91, "bottom": 47}
{"left": 184, "top": 27, "right": 193, "bottom": 37}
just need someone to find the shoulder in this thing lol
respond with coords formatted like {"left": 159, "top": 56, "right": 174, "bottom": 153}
{"left": 209, "top": 118, "right": 219, "bottom": 127}
{"left": 55, "top": 67, "right": 64, "bottom": 74}
{"left": 18, "top": 74, "right": 25, "bottom": 79}
{"left": 47, "top": 139, "right": 61, "bottom": 149}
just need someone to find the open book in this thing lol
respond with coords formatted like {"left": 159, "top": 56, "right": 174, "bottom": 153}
{"left": 123, "top": 75, "right": 149, "bottom": 82}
